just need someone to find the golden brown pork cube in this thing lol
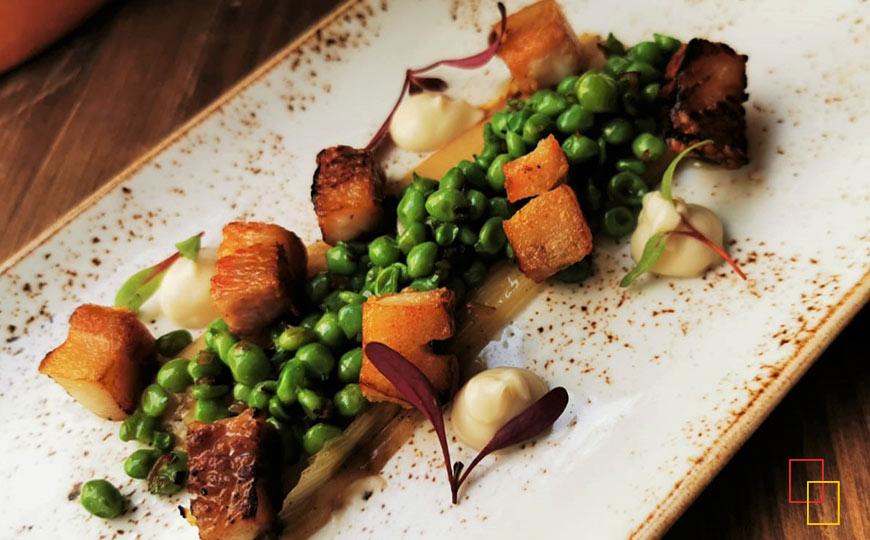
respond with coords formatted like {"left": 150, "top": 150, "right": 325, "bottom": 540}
{"left": 361, "top": 288, "right": 457, "bottom": 406}
{"left": 186, "top": 409, "right": 280, "bottom": 540}
{"left": 503, "top": 134, "right": 569, "bottom": 202}
{"left": 38, "top": 304, "right": 156, "bottom": 420}
{"left": 218, "top": 221, "right": 307, "bottom": 281}
{"left": 312, "top": 145, "right": 384, "bottom": 244}
{"left": 503, "top": 185, "right": 593, "bottom": 282}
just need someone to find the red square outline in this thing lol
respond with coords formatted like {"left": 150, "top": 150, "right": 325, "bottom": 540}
{"left": 789, "top": 459, "right": 824, "bottom": 504}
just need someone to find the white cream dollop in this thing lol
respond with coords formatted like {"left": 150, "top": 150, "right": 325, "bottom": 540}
{"left": 158, "top": 247, "right": 219, "bottom": 329}
{"left": 630, "top": 191, "right": 725, "bottom": 278}
{"left": 451, "top": 367, "right": 549, "bottom": 451}
{"left": 389, "top": 92, "right": 484, "bottom": 153}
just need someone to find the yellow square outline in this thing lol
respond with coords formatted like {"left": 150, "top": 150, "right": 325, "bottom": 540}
{"left": 806, "top": 481, "right": 840, "bottom": 525}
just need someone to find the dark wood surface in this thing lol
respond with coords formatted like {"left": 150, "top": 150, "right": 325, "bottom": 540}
{"left": 0, "top": 1, "right": 866, "bottom": 538}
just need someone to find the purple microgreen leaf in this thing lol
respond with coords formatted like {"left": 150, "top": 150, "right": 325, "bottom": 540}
{"left": 673, "top": 219, "right": 747, "bottom": 280}
{"left": 620, "top": 231, "right": 671, "bottom": 287}
{"left": 453, "top": 387, "right": 569, "bottom": 502}
{"left": 660, "top": 139, "right": 713, "bottom": 203}
{"left": 364, "top": 342, "right": 456, "bottom": 494}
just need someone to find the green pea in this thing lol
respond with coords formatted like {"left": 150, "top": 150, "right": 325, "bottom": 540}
{"left": 208, "top": 318, "right": 229, "bottom": 332}
{"left": 141, "top": 384, "right": 170, "bottom": 418}
{"left": 118, "top": 409, "right": 139, "bottom": 442}
{"left": 266, "top": 417, "right": 300, "bottom": 463}
{"left": 338, "top": 291, "right": 366, "bottom": 304}
{"left": 554, "top": 259, "right": 592, "bottom": 283}
{"left": 305, "top": 272, "right": 331, "bottom": 304}
{"left": 300, "top": 312, "right": 322, "bottom": 330}
{"left": 632, "top": 133, "right": 666, "bottom": 162}
{"left": 556, "top": 104, "right": 593, "bottom": 134}
{"left": 338, "top": 348, "right": 363, "bottom": 383}
{"left": 155, "top": 329, "right": 192, "bottom": 357}
{"left": 505, "top": 242, "right": 516, "bottom": 261}
{"left": 576, "top": 72, "right": 618, "bottom": 113}
{"left": 621, "top": 85, "right": 641, "bottom": 116}
{"left": 302, "top": 423, "right": 343, "bottom": 455}
{"left": 561, "top": 135, "right": 599, "bottom": 164}
{"left": 435, "top": 223, "right": 459, "bottom": 246}
{"left": 374, "top": 265, "right": 401, "bottom": 295}
{"left": 147, "top": 450, "right": 188, "bottom": 496}
{"left": 602, "top": 32, "right": 626, "bottom": 56}
{"left": 191, "top": 383, "right": 229, "bottom": 400}
{"left": 267, "top": 395, "right": 292, "bottom": 421}
{"left": 598, "top": 135, "right": 608, "bottom": 165}
{"left": 582, "top": 180, "right": 603, "bottom": 211}
{"left": 156, "top": 358, "right": 192, "bottom": 393}
{"left": 312, "top": 312, "right": 344, "bottom": 350}
{"left": 486, "top": 153, "right": 510, "bottom": 192}
{"left": 654, "top": 33, "right": 681, "bottom": 54}
{"left": 227, "top": 341, "right": 272, "bottom": 386}
{"left": 461, "top": 190, "right": 486, "bottom": 222}
{"left": 604, "top": 55, "right": 630, "bottom": 77}
{"left": 557, "top": 74, "right": 581, "bottom": 96}
{"left": 334, "top": 384, "right": 368, "bottom": 417}
{"left": 338, "top": 303, "right": 363, "bottom": 340}
{"left": 187, "top": 350, "right": 224, "bottom": 382}
{"left": 298, "top": 389, "right": 332, "bottom": 420}
{"left": 487, "top": 197, "right": 513, "bottom": 219}
{"left": 318, "top": 290, "right": 345, "bottom": 313}
{"left": 277, "top": 360, "right": 308, "bottom": 403}
{"left": 195, "top": 398, "right": 230, "bottom": 423}
{"left": 616, "top": 158, "right": 647, "bottom": 176}
{"left": 629, "top": 41, "right": 664, "bottom": 65}
{"left": 506, "top": 108, "right": 531, "bottom": 132}
{"left": 634, "top": 116, "right": 657, "bottom": 134}
{"left": 411, "top": 173, "right": 439, "bottom": 195}
{"left": 398, "top": 186, "right": 427, "bottom": 225}
{"left": 151, "top": 430, "right": 174, "bottom": 452}
{"left": 490, "top": 111, "right": 509, "bottom": 137}
{"left": 296, "top": 342, "right": 336, "bottom": 380}
{"left": 81, "top": 479, "right": 124, "bottom": 519}
{"left": 602, "top": 118, "right": 635, "bottom": 145}
{"left": 233, "top": 382, "right": 252, "bottom": 402}
{"left": 425, "top": 188, "right": 467, "bottom": 222}
{"left": 534, "top": 92, "right": 569, "bottom": 117}
{"left": 274, "top": 326, "right": 315, "bottom": 353}
{"left": 624, "top": 61, "right": 660, "bottom": 83}
{"left": 506, "top": 130, "right": 527, "bottom": 158}
{"left": 463, "top": 259, "right": 488, "bottom": 288}
{"left": 439, "top": 167, "right": 465, "bottom": 191}
{"left": 213, "top": 330, "right": 240, "bottom": 365}
{"left": 457, "top": 159, "right": 487, "bottom": 189}
{"left": 458, "top": 226, "right": 478, "bottom": 246}
{"left": 474, "top": 217, "right": 506, "bottom": 256}
{"left": 475, "top": 139, "right": 502, "bottom": 169}
{"left": 368, "top": 235, "right": 400, "bottom": 267}
{"left": 408, "top": 274, "right": 441, "bottom": 291}
{"left": 641, "top": 83, "right": 661, "bottom": 104}
{"left": 609, "top": 172, "right": 649, "bottom": 205}
{"left": 603, "top": 206, "right": 638, "bottom": 237}
{"left": 521, "top": 112, "right": 552, "bottom": 145}
{"left": 397, "top": 222, "right": 427, "bottom": 254}
{"left": 326, "top": 244, "right": 357, "bottom": 275}
{"left": 246, "top": 380, "right": 276, "bottom": 410}
{"left": 124, "top": 449, "right": 160, "bottom": 479}
{"left": 406, "top": 241, "right": 438, "bottom": 278}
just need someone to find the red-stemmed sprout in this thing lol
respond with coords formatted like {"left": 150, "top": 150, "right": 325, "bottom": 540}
{"left": 364, "top": 342, "right": 570, "bottom": 504}
{"left": 365, "top": 2, "right": 508, "bottom": 152}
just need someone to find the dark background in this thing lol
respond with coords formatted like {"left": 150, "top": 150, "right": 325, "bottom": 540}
{"left": 0, "top": 1, "right": 866, "bottom": 538}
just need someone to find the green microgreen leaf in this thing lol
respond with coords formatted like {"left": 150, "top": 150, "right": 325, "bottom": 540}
{"left": 660, "top": 139, "right": 713, "bottom": 203}
{"left": 620, "top": 231, "right": 672, "bottom": 287}
{"left": 175, "top": 234, "right": 201, "bottom": 261}
{"left": 114, "top": 264, "right": 172, "bottom": 312}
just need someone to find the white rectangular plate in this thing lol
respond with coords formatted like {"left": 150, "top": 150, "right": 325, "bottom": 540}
{"left": 2, "top": 1, "right": 869, "bottom": 538}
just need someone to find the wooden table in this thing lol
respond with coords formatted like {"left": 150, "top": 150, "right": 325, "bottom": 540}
{"left": 1, "top": 1, "right": 866, "bottom": 538}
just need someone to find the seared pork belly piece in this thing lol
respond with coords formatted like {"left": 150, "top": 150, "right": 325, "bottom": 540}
{"left": 503, "top": 185, "right": 592, "bottom": 282}
{"left": 312, "top": 145, "right": 384, "bottom": 244}
{"left": 211, "top": 222, "right": 306, "bottom": 335}
{"left": 360, "top": 288, "right": 457, "bottom": 406}
{"left": 186, "top": 409, "right": 280, "bottom": 540}
{"left": 38, "top": 304, "right": 156, "bottom": 420}
{"left": 491, "top": 0, "right": 594, "bottom": 94}
{"left": 662, "top": 38, "right": 749, "bottom": 169}
{"left": 503, "top": 134, "right": 569, "bottom": 203}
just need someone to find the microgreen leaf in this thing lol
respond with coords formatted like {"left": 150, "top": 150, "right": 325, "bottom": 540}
{"left": 175, "top": 234, "right": 201, "bottom": 261}
{"left": 660, "top": 139, "right": 713, "bottom": 203}
{"left": 620, "top": 231, "right": 672, "bottom": 287}
{"left": 452, "top": 387, "right": 569, "bottom": 502}
{"left": 673, "top": 218, "right": 747, "bottom": 280}
{"left": 366, "top": 2, "right": 507, "bottom": 151}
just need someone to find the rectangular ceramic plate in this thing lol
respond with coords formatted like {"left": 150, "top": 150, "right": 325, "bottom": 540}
{"left": 2, "top": 1, "right": 869, "bottom": 538}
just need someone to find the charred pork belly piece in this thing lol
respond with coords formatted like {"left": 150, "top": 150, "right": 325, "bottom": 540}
{"left": 662, "top": 38, "right": 749, "bottom": 169}
{"left": 186, "top": 408, "right": 281, "bottom": 540}
{"left": 312, "top": 145, "right": 385, "bottom": 244}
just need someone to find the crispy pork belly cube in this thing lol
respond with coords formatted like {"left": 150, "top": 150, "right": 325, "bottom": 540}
{"left": 503, "top": 185, "right": 592, "bottom": 282}
{"left": 305, "top": 240, "right": 331, "bottom": 278}
{"left": 662, "top": 39, "right": 749, "bottom": 169}
{"left": 211, "top": 243, "right": 297, "bottom": 335}
{"left": 312, "top": 145, "right": 384, "bottom": 244}
{"left": 187, "top": 409, "right": 280, "bottom": 540}
{"left": 491, "top": 0, "right": 585, "bottom": 94}
{"left": 218, "top": 221, "right": 307, "bottom": 281}
{"left": 361, "top": 288, "right": 457, "bottom": 406}
{"left": 503, "top": 134, "right": 569, "bottom": 203}
{"left": 38, "top": 304, "right": 155, "bottom": 421}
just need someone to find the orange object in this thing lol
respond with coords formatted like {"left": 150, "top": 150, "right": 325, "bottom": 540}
{"left": 503, "top": 134, "right": 569, "bottom": 202}
{"left": 0, "top": 0, "right": 110, "bottom": 73}
{"left": 503, "top": 185, "right": 593, "bottom": 282}
{"left": 38, "top": 304, "right": 156, "bottom": 421}
{"left": 218, "top": 221, "right": 307, "bottom": 282}
{"left": 360, "top": 288, "right": 457, "bottom": 406}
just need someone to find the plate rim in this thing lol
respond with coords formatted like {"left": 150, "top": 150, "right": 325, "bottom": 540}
{"left": 3, "top": 2, "right": 868, "bottom": 538}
